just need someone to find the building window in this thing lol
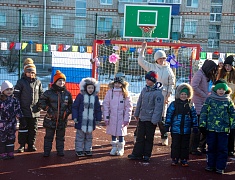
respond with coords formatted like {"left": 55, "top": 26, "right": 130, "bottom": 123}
{"left": 74, "top": 19, "right": 86, "bottom": 43}
{"left": 211, "top": 0, "right": 223, "bottom": 4}
{"left": 118, "top": 0, "right": 148, "bottom": 2}
{"left": 76, "top": 0, "right": 86, "bottom": 17}
{"left": 100, "top": 0, "right": 112, "bottom": 5}
{"left": 149, "top": 0, "right": 181, "bottom": 3}
{"left": 119, "top": 17, "right": 124, "bottom": 37}
{"left": 0, "top": 13, "right": 6, "bottom": 26}
{"left": 186, "top": 0, "right": 198, "bottom": 8}
{"left": 51, "top": 0, "right": 63, "bottom": 2}
{"left": 184, "top": 20, "right": 197, "bottom": 34}
{"left": 22, "top": 14, "right": 39, "bottom": 27}
{"left": 51, "top": 15, "right": 63, "bottom": 29}
{"left": 234, "top": 23, "right": 235, "bottom": 35}
{"left": 172, "top": 16, "right": 182, "bottom": 32}
{"left": 98, "top": 17, "right": 113, "bottom": 33}
{"left": 208, "top": 25, "right": 220, "bottom": 48}
{"left": 210, "top": 5, "right": 222, "bottom": 22}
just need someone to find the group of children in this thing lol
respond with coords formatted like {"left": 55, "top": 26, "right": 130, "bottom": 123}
{"left": 0, "top": 56, "right": 235, "bottom": 175}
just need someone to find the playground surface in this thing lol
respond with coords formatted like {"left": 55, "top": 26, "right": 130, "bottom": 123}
{"left": 1, "top": 119, "right": 235, "bottom": 180}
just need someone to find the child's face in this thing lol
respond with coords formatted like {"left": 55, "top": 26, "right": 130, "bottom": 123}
{"left": 25, "top": 71, "right": 36, "bottom": 78}
{"left": 224, "top": 64, "right": 232, "bottom": 72}
{"left": 114, "top": 82, "right": 122, "bottom": 89}
{"left": 180, "top": 92, "right": 188, "bottom": 101}
{"left": 218, "top": 62, "right": 223, "bottom": 68}
{"left": 3, "top": 88, "right": 14, "bottom": 97}
{"left": 86, "top": 85, "right": 95, "bottom": 94}
{"left": 146, "top": 79, "right": 154, "bottom": 86}
{"left": 56, "top": 79, "right": 66, "bottom": 87}
{"left": 216, "top": 88, "right": 226, "bottom": 96}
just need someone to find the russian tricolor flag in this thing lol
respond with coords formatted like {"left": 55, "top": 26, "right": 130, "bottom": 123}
{"left": 51, "top": 51, "right": 92, "bottom": 99}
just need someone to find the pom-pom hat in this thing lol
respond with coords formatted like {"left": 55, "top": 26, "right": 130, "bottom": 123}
{"left": 224, "top": 55, "right": 234, "bottom": 66}
{"left": 1, "top": 80, "right": 13, "bottom": 92}
{"left": 53, "top": 70, "right": 66, "bottom": 83}
{"left": 145, "top": 71, "right": 158, "bottom": 83}
{"left": 113, "top": 76, "right": 125, "bottom": 85}
{"left": 154, "top": 50, "right": 166, "bottom": 61}
{"left": 23, "top": 58, "right": 36, "bottom": 73}
{"left": 218, "top": 57, "right": 224, "bottom": 63}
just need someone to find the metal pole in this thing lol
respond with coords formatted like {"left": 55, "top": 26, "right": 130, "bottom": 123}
{"left": 94, "top": 13, "right": 98, "bottom": 40}
{"left": 18, "top": 9, "right": 22, "bottom": 80}
{"left": 42, "top": 0, "right": 46, "bottom": 69}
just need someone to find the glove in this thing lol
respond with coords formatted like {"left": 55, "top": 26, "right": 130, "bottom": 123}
{"left": 105, "top": 121, "right": 109, "bottom": 126}
{"left": 165, "top": 126, "right": 170, "bottom": 132}
{"left": 32, "top": 104, "right": 40, "bottom": 113}
{"left": 199, "top": 127, "right": 207, "bottom": 134}
{"left": 19, "top": 118, "right": 27, "bottom": 129}
{"left": 123, "top": 121, "right": 129, "bottom": 127}
{"left": 95, "top": 121, "right": 100, "bottom": 125}
{"left": 193, "top": 127, "right": 198, "bottom": 134}
{"left": 73, "top": 118, "right": 78, "bottom": 123}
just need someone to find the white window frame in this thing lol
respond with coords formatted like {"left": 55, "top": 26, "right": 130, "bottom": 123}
{"left": 208, "top": 39, "right": 219, "bottom": 49}
{"left": 118, "top": 0, "right": 148, "bottom": 2}
{"left": 172, "top": 16, "right": 182, "bottom": 32}
{"left": 0, "top": 13, "right": 6, "bottom": 26}
{"left": 75, "top": 0, "right": 86, "bottom": 17}
{"left": 22, "top": 13, "right": 39, "bottom": 27}
{"left": 186, "top": 0, "right": 198, "bottom": 8}
{"left": 98, "top": 17, "right": 113, "bottom": 33}
{"left": 210, "top": 5, "right": 222, "bottom": 22}
{"left": 183, "top": 19, "right": 197, "bottom": 35}
{"left": 51, "top": 15, "right": 63, "bottom": 29}
{"left": 100, "top": 0, "right": 113, "bottom": 5}
{"left": 74, "top": 19, "right": 86, "bottom": 43}
{"left": 208, "top": 25, "right": 220, "bottom": 48}
{"left": 211, "top": 0, "right": 223, "bottom": 5}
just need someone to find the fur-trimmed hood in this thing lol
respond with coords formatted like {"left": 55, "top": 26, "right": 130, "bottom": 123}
{"left": 108, "top": 80, "right": 129, "bottom": 90}
{"left": 79, "top": 77, "right": 100, "bottom": 95}
{"left": 175, "top": 83, "right": 193, "bottom": 99}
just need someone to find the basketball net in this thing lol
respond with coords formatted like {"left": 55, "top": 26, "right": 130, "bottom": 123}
{"left": 139, "top": 26, "right": 156, "bottom": 38}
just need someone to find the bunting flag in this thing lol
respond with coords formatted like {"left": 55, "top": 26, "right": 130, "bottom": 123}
{"left": 51, "top": 52, "right": 92, "bottom": 99}
{"left": 9, "top": 42, "right": 15, "bottom": 50}
{"left": 72, "top": 45, "right": 78, "bottom": 52}
{"left": 80, "top": 46, "right": 85, "bottom": 53}
{"left": 121, "top": 46, "right": 127, "bottom": 51}
{"left": 43, "top": 44, "right": 49, "bottom": 52}
{"left": 64, "top": 45, "right": 71, "bottom": 51}
{"left": 200, "top": 52, "right": 207, "bottom": 60}
{"left": 22, "top": 43, "right": 28, "bottom": 50}
{"left": 207, "top": 52, "right": 212, "bottom": 59}
{"left": 147, "top": 48, "right": 153, "bottom": 54}
{"left": 58, "top": 44, "right": 64, "bottom": 52}
{"left": 51, "top": 44, "right": 57, "bottom": 51}
{"left": 87, "top": 46, "right": 92, "bottom": 53}
{"left": 36, "top": 44, "right": 42, "bottom": 52}
{"left": 1, "top": 42, "right": 7, "bottom": 50}
{"left": 113, "top": 46, "right": 119, "bottom": 51}
{"left": 129, "top": 47, "right": 136, "bottom": 53}
{"left": 15, "top": 43, "right": 21, "bottom": 50}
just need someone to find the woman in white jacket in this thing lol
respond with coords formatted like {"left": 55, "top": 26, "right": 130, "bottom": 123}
{"left": 137, "top": 42, "right": 175, "bottom": 146}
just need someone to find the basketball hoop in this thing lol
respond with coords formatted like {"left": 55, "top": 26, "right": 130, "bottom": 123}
{"left": 139, "top": 26, "right": 156, "bottom": 38}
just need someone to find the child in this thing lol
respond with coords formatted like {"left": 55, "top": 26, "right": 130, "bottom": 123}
{"left": 200, "top": 79, "right": 235, "bottom": 174}
{"left": 165, "top": 83, "right": 198, "bottom": 167}
{"left": 128, "top": 71, "right": 164, "bottom": 162}
{"left": 39, "top": 70, "right": 73, "bottom": 157}
{"left": 72, "top": 77, "right": 102, "bottom": 157}
{"left": 14, "top": 58, "right": 44, "bottom": 153}
{"left": 0, "top": 81, "right": 22, "bottom": 160}
{"left": 103, "top": 76, "right": 133, "bottom": 156}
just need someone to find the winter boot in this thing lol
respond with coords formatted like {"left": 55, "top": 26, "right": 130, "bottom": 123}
{"left": 161, "top": 138, "right": 168, "bottom": 146}
{"left": 17, "top": 144, "right": 25, "bottom": 153}
{"left": 7, "top": 152, "right": 14, "bottom": 159}
{"left": 0, "top": 153, "right": 8, "bottom": 160}
{"left": 117, "top": 141, "right": 125, "bottom": 156}
{"left": 110, "top": 141, "right": 118, "bottom": 156}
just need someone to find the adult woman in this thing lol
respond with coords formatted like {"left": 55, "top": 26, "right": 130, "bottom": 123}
{"left": 137, "top": 42, "right": 175, "bottom": 146}
{"left": 217, "top": 55, "right": 235, "bottom": 156}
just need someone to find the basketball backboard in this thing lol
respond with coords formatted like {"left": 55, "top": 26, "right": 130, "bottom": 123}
{"left": 124, "top": 4, "right": 172, "bottom": 39}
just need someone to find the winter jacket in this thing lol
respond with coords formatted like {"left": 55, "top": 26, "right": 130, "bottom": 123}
{"left": 0, "top": 95, "right": 23, "bottom": 142}
{"left": 14, "top": 74, "right": 43, "bottom": 118}
{"left": 103, "top": 81, "right": 133, "bottom": 136}
{"left": 200, "top": 89, "right": 235, "bottom": 133}
{"left": 39, "top": 84, "right": 73, "bottom": 129}
{"left": 191, "top": 69, "right": 209, "bottom": 114}
{"left": 165, "top": 83, "right": 198, "bottom": 134}
{"left": 134, "top": 82, "right": 164, "bottom": 125}
{"left": 72, "top": 78, "right": 102, "bottom": 133}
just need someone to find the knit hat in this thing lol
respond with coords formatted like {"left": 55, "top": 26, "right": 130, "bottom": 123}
{"left": 224, "top": 55, "right": 234, "bottom": 66}
{"left": 53, "top": 70, "right": 66, "bottom": 83}
{"left": 24, "top": 58, "right": 36, "bottom": 73}
{"left": 154, "top": 50, "right": 166, "bottom": 61}
{"left": 180, "top": 88, "right": 189, "bottom": 95}
{"left": 145, "top": 71, "right": 158, "bottom": 83}
{"left": 213, "top": 79, "right": 228, "bottom": 92}
{"left": 218, "top": 57, "right": 224, "bottom": 63}
{"left": 1, "top": 80, "right": 13, "bottom": 92}
{"left": 114, "top": 76, "right": 125, "bottom": 85}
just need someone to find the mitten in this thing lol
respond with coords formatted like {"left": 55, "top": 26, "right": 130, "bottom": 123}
{"left": 32, "top": 104, "right": 40, "bottom": 113}
{"left": 123, "top": 121, "right": 129, "bottom": 127}
{"left": 95, "top": 121, "right": 100, "bottom": 125}
{"left": 73, "top": 118, "right": 78, "bottom": 123}
{"left": 105, "top": 121, "right": 109, "bottom": 126}
{"left": 164, "top": 126, "right": 170, "bottom": 132}
{"left": 193, "top": 127, "right": 198, "bottom": 134}
{"left": 19, "top": 118, "right": 27, "bottom": 129}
